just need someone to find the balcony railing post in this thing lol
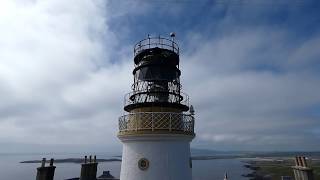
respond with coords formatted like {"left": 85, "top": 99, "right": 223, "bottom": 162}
{"left": 151, "top": 113, "right": 154, "bottom": 131}
{"left": 172, "top": 41, "right": 174, "bottom": 52}
{"left": 135, "top": 114, "right": 138, "bottom": 131}
{"left": 152, "top": 117, "right": 154, "bottom": 131}
{"left": 189, "top": 116, "right": 192, "bottom": 132}
{"left": 169, "top": 113, "right": 172, "bottom": 131}
{"left": 192, "top": 116, "right": 195, "bottom": 132}
{"left": 122, "top": 116, "right": 125, "bottom": 131}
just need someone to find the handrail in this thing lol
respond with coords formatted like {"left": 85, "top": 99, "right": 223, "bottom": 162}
{"left": 118, "top": 112, "right": 194, "bottom": 135}
{"left": 131, "top": 80, "right": 182, "bottom": 92}
{"left": 134, "top": 36, "right": 179, "bottom": 56}
{"left": 124, "top": 91, "right": 189, "bottom": 107}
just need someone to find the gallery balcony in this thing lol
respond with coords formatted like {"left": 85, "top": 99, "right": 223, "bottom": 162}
{"left": 118, "top": 112, "right": 195, "bottom": 136}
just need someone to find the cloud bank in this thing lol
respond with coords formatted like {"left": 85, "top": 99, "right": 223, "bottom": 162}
{"left": 0, "top": 0, "right": 319, "bottom": 152}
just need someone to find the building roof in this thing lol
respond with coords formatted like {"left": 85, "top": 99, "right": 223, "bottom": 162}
{"left": 97, "top": 171, "right": 119, "bottom": 180}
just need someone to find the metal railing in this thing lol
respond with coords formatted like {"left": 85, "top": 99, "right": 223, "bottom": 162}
{"left": 134, "top": 36, "right": 179, "bottom": 56}
{"left": 118, "top": 112, "right": 194, "bottom": 135}
{"left": 124, "top": 91, "right": 189, "bottom": 107}
{"left": 131, "top": 80, "right": 182, "bottom": 92}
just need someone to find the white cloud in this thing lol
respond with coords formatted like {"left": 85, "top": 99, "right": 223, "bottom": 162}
{"left": 0, "top": 0, "right": 132, "bottom": 152}
{"left": 182, "top": 28, "right": 320, "bottom": 151}
{"left": 0, "top": 0, "right": 319, "bottom": 152}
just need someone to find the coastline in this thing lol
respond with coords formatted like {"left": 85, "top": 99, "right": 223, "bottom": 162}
{"left": 242, "top": 157, "right": 320, "bottom": 180}
{"left": 20, "top": 158, "right": 121, "bottom": 164}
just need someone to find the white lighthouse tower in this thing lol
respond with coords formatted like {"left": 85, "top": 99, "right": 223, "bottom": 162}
{"left": 118, "top": 34, "right": 195, "bottom": 180}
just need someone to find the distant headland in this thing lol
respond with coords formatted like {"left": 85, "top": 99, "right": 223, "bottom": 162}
{"left": 20, "top": 158, "right": 121, "bottom": 164}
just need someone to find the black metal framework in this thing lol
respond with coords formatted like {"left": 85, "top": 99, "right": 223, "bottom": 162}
{"left": 134, "top": 36, "right": 179, "bottom": 57}
{"left": 124, "top": 36, "right": 189, "bottom": 112}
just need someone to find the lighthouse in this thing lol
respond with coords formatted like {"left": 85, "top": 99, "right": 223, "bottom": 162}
{"left": 118, "top": 34, "right": 195, "bottom": 180}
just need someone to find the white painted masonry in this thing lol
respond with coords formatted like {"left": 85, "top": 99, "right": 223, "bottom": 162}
{"left": 119, "top": 134, "right": 194, "bottom": 180}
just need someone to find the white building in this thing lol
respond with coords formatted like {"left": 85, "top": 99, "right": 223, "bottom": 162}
{"left": 118, "top": 35, "right": 195, "bottom": 180}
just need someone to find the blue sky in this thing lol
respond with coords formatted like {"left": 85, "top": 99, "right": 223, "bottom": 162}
{"left": 0, "top": 0, "right": 319, "bottom": 153}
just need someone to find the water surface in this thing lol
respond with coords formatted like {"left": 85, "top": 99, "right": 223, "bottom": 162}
{"left": 0, "top": 153, "right": 250, "bottom": 180}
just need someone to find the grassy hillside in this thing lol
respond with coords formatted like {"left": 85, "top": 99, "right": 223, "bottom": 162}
{"left": 246, "top": 158, "right": 320, "bottom": 180}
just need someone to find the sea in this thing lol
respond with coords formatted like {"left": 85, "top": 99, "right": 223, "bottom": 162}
{"left": 0, "top": 153, "right": 251, "bottom": 180}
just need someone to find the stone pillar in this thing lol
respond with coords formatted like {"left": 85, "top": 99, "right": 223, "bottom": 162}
{"left": 80, "top": 155, "right": 98, "bottom": 180}
{"left": 36, "top": 158, "right": 56, "bottom": 180}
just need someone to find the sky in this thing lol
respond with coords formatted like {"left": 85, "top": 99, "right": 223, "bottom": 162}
{"left": 0, "top": 0, "right": 320, "bottom": 153}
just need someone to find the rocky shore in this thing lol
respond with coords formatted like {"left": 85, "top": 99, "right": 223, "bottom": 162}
{"left": 242, "top": 163, "right": 271, "bottom": 180}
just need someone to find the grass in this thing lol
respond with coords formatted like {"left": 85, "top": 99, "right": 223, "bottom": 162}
{"left": 250, "top": 159, "right": 320, "bottom": 180}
